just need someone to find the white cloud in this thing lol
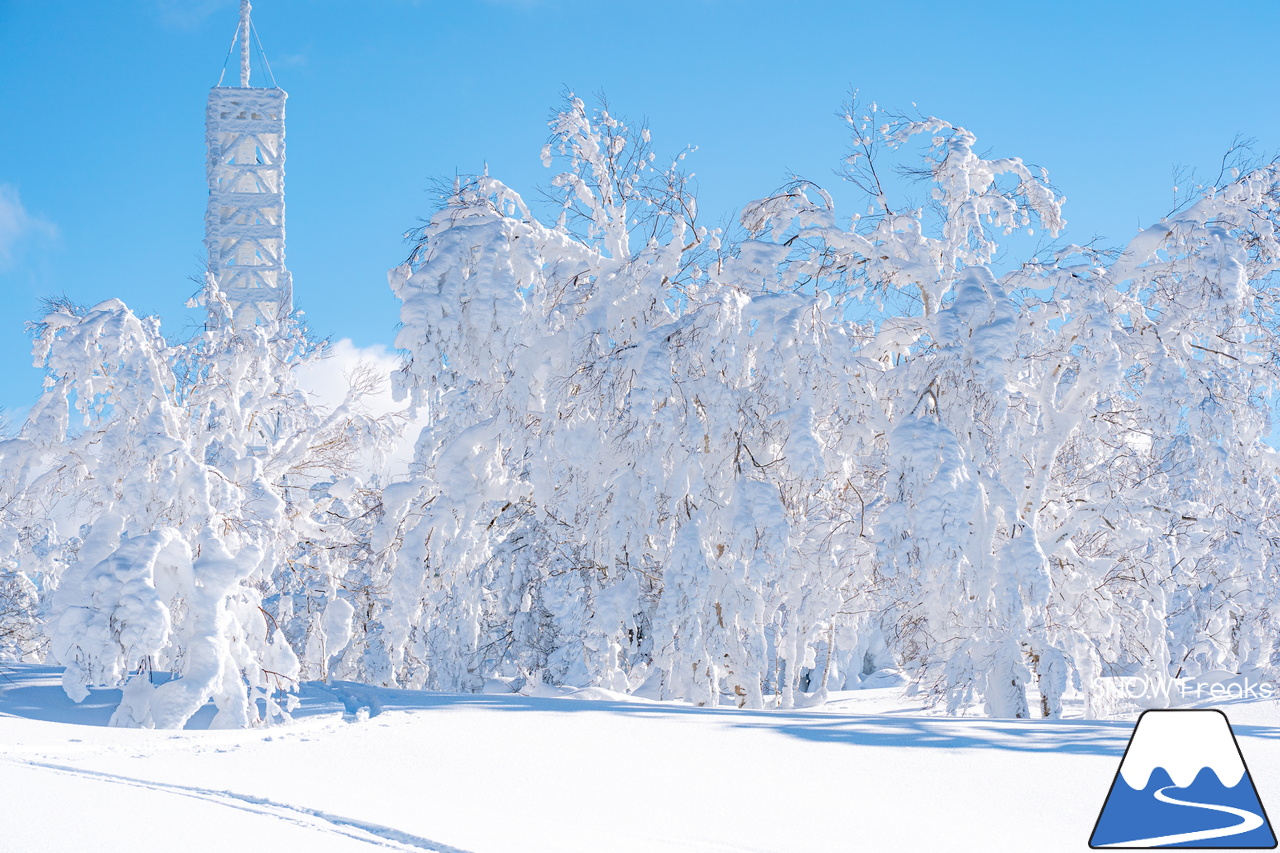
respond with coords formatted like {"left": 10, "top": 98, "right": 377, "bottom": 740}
{"left": 296, "top": 338, "right": 401, "bottom": 414}
{"left": 0, "top": 185, "right": 56, "bottom": 271}
{"left": 270, "top": 53, "right": 309, "bottom": 70}
{"left": 294, "top": 338, "right": 428, "bottom": 480}
{"left": 151, "top": 0, "right": 235, "bottom": 29}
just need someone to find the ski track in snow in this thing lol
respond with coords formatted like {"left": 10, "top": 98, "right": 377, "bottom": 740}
{"left": 1103, "top": 784, "right": 1265, "bottom": 848}
{"left": 1, "top": 757, "right": 472, "bottom": 853}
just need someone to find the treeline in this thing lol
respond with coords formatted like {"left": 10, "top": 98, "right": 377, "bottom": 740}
{"left": 3, "top": 98, "right": 1279, "bottom": 724}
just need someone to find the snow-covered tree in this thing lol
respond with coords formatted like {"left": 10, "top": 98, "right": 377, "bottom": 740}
{"left": 10, "top": 93, "right": 1280, "bottom": 722}
{"left": 3, "top": 276, "right": 399, "bottom": 726}
{"left": 384, "top": 96, "right": 1280, "bottom": 717}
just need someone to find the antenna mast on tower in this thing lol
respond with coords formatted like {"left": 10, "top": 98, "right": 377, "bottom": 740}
{"left": 203, "top": 0, "right": 291, "bottom": 329}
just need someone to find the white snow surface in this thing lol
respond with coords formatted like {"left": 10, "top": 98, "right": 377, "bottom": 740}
{"left": 1117, "top": 709, "right": 1246, "bottom": 789}
{"left": 5, "top": 664, "right": 1280, "bottom": 853}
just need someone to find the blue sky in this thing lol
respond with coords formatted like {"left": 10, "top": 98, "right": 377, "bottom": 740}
{"left": 2, "top": 0, "right": 1279, "bottom": 419}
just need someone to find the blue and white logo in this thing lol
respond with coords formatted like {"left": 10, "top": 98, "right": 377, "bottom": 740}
{"left": 1091, "top": 709, "right": 1276, "bottom": 848}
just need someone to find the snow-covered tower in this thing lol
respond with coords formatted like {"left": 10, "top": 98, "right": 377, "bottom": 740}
{"left": 204, "top": 1, "right": 291, "bottom": 329}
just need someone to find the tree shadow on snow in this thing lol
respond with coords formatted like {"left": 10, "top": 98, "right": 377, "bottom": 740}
{"left": 5, "top": 665, "right": 1279, "bottom": 756}
{"left": 293, "top": 681, "right": 1278, "bottom": 758}
{"left": 0, "top": 665, "right": 121, "bottom": 726}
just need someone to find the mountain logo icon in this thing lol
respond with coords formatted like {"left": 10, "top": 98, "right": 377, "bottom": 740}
{"left": 1090, "top": 709, "right": 1276, "bottom": 848}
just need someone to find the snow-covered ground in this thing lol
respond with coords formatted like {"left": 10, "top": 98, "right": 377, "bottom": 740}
{"left": 5, "top": 666, "right": 1279, "bottom": 852}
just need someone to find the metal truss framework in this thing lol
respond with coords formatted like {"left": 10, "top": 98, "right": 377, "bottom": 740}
{"left": 204, "top": 20, "right": 291, "bottom": 329}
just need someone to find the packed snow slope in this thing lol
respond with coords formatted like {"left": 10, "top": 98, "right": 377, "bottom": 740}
{"left": 4, "top": 666, "right": 1280, "bottom": 853}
